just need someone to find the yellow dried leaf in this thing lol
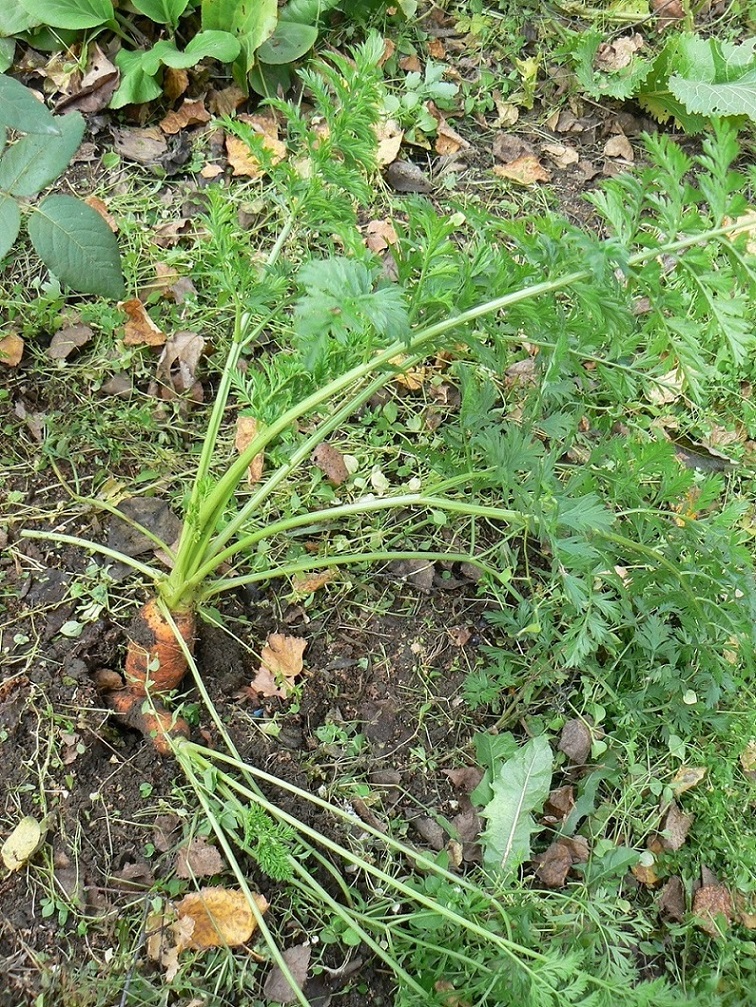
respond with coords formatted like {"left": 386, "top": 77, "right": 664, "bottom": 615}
{"left": 120, "top": 298, "right": 166, "bottom": 347}
{"left": 2, "top": 816, "right": 46, "bottom": 872}
{"left": 375, "top": 119, "right": 403, "bottom": 166}
{"left": 671, "top": 766, "right": 707, "bottom": 796}
{"left": 176, "top": 888, "right": 268, "bottom": 951}
{"left": 291, "top": 570, "right": 335, "bottom": 597}
{"left": 249, "top": 634, "right": 307, "bottom": 698}
{"left": 0, "top": 332, "right": 24, "bottom": 367}
{"left": 235, "top": 416, "right": 264, "bottom": 486}
{"left": 226, "top": 114, "right": 286, "bottom": 179}
{"left": 493, "top": 156, "right": 551, "bottom": 186}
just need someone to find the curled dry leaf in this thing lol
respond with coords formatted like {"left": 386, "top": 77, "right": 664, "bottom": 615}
{"left": 160, "top": 98, "right": 210, "bottom": 135}
{"left": 693, "top": 883, "right": 733, "bottom": 937}
{"left": 543, "top": 785, "right": 575, "bottom": 822}
{"left": 604, "top": 134, "right": 634, "bottom": 161}
{"left": 0, "top": 333, "right": 25, "bottom": 367}
{"left": 176, "top": 887, "right": 269, "bottom": 951}
{"left": 176, "top": 837, "right": 225, "bottom": 879}
{"left": 541, "top": 142, "right": 579, "bottom": 169}
{"left": 558, "top": 717, "right": 592, "bottom": 765}
{"left": 111, "top": 126, "right": 169, "bottom": 166}
{"left": 651, "top": 0, "right": 685, "bottom": 29}
{"left": 493, "top": 156, "right": 551, "bottom": 186}
{"left": 120, "top": 299, "right": 166, "bottom": 347}
{"left": 263, "top": 943, "right": 312, "bottom": 1004}
{"left": 435, "top": 120, "right": 470, "bottom": 157}
{"left": 365, "top": 218, "right": 399, "bottom": 254}
{"left": 85, "top": 196, "right": 118, "bottom": 231}
{"left": 249, "top": 633, "right": 307, "bottom": 699}
{"left": 311, "top": 442, "right": 349, "bottom": 486}
{"left": 671, "top": 765, "right": 707, "bottom": 796}
{"left": 534, "top": 841, "right": 573, "bottom": 888}
{"left": 632, "top": 859, "right": 660, "bottom": 887}
{"left": 595, "top": 34, "right": 644, "bottom": 72}
{"left": 375, "top": 118, "right": 404, "bottom": 166}
{"left": 740, "top": 740, "right": 756, "bottom": 781}
{"left": 660, "top": 802, "right": 694, "bottom": 852}
{"left": 659, "top": 876, "right": 686, "bottom": 921}
{"left": 1, "top": 815, "right": 47, "bottom": 872}
{"left": 156, "top": 331, "right": 205, "bottom": 394}
{"left": 290, "top": 570, "right": 335, "bottom": 597}
{"left": 47, "top": 324, "right": 92, "bottom": 360}
{"left": 226, "top": 114, "right": 286, "bottom": 179}
{"left": 235, "top": 415, "right": 264, "bottom": 486}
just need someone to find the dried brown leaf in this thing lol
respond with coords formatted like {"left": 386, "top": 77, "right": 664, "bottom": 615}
{"left": 693, "top": 883, "right": 733, "bottom": 937}
{"left": 176, "top": 837, "right": 225, "bottom": 879}
{"left": 544, "top": 785, "right": 575, "bottom": 822}
{"left": 176, "top": 887, "right": 268, "bottom": 950}
{"left": 671, "top": 765, "right": 707, "bottom": 796}
{"left": 312, "top": 442, "right": 349, "bottom": 485}
{"left": 375, "top": 119, "right": 404, "bottom": 166}
{"left": 660, "top": 802, "right": 694, "bottom": 852}
{"left": 0, "top": 333, "right": 24, "bottom": 367}
{"left": 155, "top": 331, "right": 205, "bottom": 393}
{"left": 249, "top": 634, "right": 307, "bottom": 698}
{"left": 85, "top": 196, "right": 118, "bottom": 231}
{"left": 558, "top": 718, "right": 592, "bottom": 765}
{"left": 263, "top": 944, "right": 312, "bottom": 1003}
{"left": 534, "top": 841, "right": 573, "bottom": 888}
{"left": 632, "top": 860, "right": 660, "bottom": 887}
{"left": 111, "top": 126, "right": 168, "bottom": 166}
{"left": 47, "top": 324, "right": 92, "bottom": 360}
{"left": 163, "top": 67, "right": 189, "bottom": 103}
{"left": 604, "top": 134, "right": 634, "bottom": 161}
{"left": 226, "top": 114, "right": 286, "bottom": 179}
{"left": 740, "top": 740, "right": 756, "bottom": 781}
{"left": 651, "top": 0, "right": 685, "bottom": 29}
{"left": 235, "top": 416, "right": 264, "bottom": 486}
{"left": 595, "top": 34, "right": 644, "bottom": 71}
{"left": 659, "top": 876, "right": 686, "bottom": 920}
{"left": 290, "top": 571, "right": 335, "bottom": 597}
{"left": 365, "top": 218, "right": 399, "bottom": 253}
{"left": 493, "top": 156, "right": 551, "bottom": 186}
{"left": 120, "top": 299, "right": 166, "bottom": 347}
{"left": 435, "top": 120, "right": 469, "bottom": 156}
{"left": 160, "top": 98, "right": 210, "bottom": 135}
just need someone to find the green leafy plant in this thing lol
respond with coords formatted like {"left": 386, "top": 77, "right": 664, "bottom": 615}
{"left": 570, "top": 30, "right": 756, "bottom": 131}
{"left": 0, "top": 74, "right": 124, "bottom": 297}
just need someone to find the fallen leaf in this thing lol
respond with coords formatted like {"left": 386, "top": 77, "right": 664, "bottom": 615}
{"left": 163, "top": 66, "right": 189, "bottom": 103}
{"left": 671, "top": 766, "right": 707, "bottom": 796}
{"left": 543, "top": 785, "right": 575, "bottom": 822}
{"left": 249, "top": 634, "right": 307, "bottom": 698}
{"left": 659, "top": 876, "right": 686, "bottom": 920}
{"left": 156, "top": 331, "right": 205, "bottom": 393}
{"left": 604, "top": 134, "right": 634, "bottom": 161}
{"left": 448, "top": 625, "right": 472, "bottom": 647}
{"left": 399, "top": 54, "right": 422, "bottom": 73}
{"left": 493, "top": 156, "right": 551, "bottom": 186}
{"left": 435, "top": 120, "right": 469, "bottom": 156}
{"left": 693, "top": 883, "right": 733, "bottom": 937}
{"left": 365, "top": 218, "right": 399, "bottom": 254}
{"left": 444, "top": 766, "right": 484, "bottom": 793}
{"left": 153, "top": 219, "right": 193, "bottom": 247}
{"left": 85, "top": 196, "right": 118, "bottom": 231}
{"left": 647, "top": 366, "right": 684, "bottom": 405}
{"left": 632, "top": 860, "right": 660, "bottom": 887}
{"left": 226, "top": 114, "right": 286, "bottom": 179}
{"left": 534, "top": 841, "right": 573, "bottom": 888}
{"left": 160, "top": 98, "right": 210, "bottom": 135}
{"left": 541, "top": 142, "right": 579, "bottom": 168}
{"left": 176, "top": 888, "right": 268, "bottom": 951}
{"left": 375, "top": 119, "right": 404, "bottom": 166}
{"left": 493, "top": 91, "right": 519, "bottom": 126}
{"left": 54, "top": 44, "right": 118, "bottom": 113}
{"left": 740, "top": 740, "right": 756, "bottom": 781}
{"left": 47, "top": 324, "right": 92, "bottom": 360}
{"left": 209, "top": 85, "right": 246, "bottom": 116}
{"left": 595, "top": 34, "right": 644, "bottom": 72}
{"left": 659, "top": 802, "right": 694, "bottom": 852}
{"left": 120, "top": 299, "right": 166, "bottom": 347}
{"left": 263, "top": 944, "right": 312, "bottom": 1004}
{"left": 558, "top": 718, "right": 592, "bottom": 765}
{"left": 176, "top": 837, "right": 225, "bottom": 879}
{"left": 651, "top": 0, "right": 685, "bottom": 29}
{"left": 2, "top": 816, "right": 47, "bottom": 871}
{"left": 111, "top": 126, "right": 169, "bottom": 166}
{"left": 0, "top": 333, "right": 24, "bottom": 367}
{"left": 312, "top": 443, "right": 349, "bottom": 485}
{"left": 235, "top": 416, "right": 265, "bottom": 486}
{"left": 493, "top": 133, "right": 533, "bottom": 163}
{"left": 389, "top": 557, "right": 435, "bottom": 592}
{"left": 290, "top": 570, "right": 335, "bottom": 597}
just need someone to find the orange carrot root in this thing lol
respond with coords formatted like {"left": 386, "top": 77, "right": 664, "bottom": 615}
{"left": 108, "top": 691, "right": 190, "bottom": 756}
{"left": 124, "top": 599, "right": 196, "bottom": 695}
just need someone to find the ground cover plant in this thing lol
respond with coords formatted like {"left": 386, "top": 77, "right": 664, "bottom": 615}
{"left": 2, "top": 2, "right": 756, "bottom": 1006}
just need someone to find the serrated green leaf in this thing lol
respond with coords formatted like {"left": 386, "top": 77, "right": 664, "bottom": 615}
{"left": 0, "top": 74, "right": 60, "bottom": 134}
{"left": 28, "top": 194, "right": 124, "bottom": 298}
{"left": 0, "top": 111, "right": 84, "bottom": 197}
{"left": 258, "top": 20, "right": 317, "bottom": 64}
{"left": 17, "top": 0, "right": 114, "bottom": 29}
{"left": 131, "top": 0, "right": 189, "bottom": 26}
{"left": 480, "top": 735, "right": 553, "bottom": 874}
{"left": 0, "top": 192, "right": 21, "bottom": 259}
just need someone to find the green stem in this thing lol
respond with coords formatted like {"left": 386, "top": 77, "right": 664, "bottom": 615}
{"left": 18, "top": 530, "right": 164, "bottom": 582}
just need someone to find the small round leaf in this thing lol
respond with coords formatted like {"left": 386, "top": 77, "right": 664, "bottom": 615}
{"left": 257, "top": 22, "right": 317, "bottom": 65}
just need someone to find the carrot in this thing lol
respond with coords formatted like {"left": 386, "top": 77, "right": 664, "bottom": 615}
{"left": 124, "top": 599, "right": 196, "bottom": 695}
{"left": 108, "top": 690, "right": 190, "bottom": 756}
{"left": 105, "top": 599, "right": 196, "bottom": 753}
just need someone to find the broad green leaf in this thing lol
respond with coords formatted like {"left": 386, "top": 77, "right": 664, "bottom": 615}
{"left": 203, "top": 0, "right": 277, "bottom": 74}
{"left": 280, "top": 0, "right": 340, "bottom": 23}
{"left": 0, "top": 0, "right": 38, "bottom": 36}
{"left": 669, "top": 36, "right": 756, "bottom": 123}
{"left": 140, "top": 32, "right": 240, "bottom": 75}
{"left": 257, "top": 21, "right": 317, "bottom": 65}
{"left": 0, "top": 111, "right": 84, "bottom": 196}
{"left": 28, "top": 194, "right": 124, "bottom": 298}
{"left": 480, "top": 735, "right": 553, "bottom": 875}
{"left": 0, "top": 39, "right": 14, "bottom": 73}
{"left": 0, "top": 74, "right": 60, "bottom": 134}
{"left": 111, "top": 50, "right": 163, "bottom": 108}
{"left": 131, "top": 0, "right": 189, "bottom": 26}
{"left": 17, "top": 0, "right": 114, "bottom": 29}
{"left": 0, "top": 192, "right": 21, "bottom": 259}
